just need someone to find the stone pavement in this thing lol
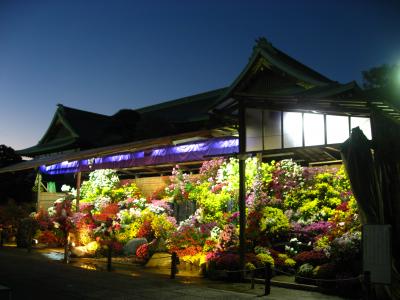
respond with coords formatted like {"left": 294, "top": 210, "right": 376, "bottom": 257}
{"left": 0, "top": 247, "right": 352, "bottom": 300}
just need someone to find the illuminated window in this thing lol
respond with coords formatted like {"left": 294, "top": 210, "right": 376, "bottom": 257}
{"left": 245, "top": 108, "right": 263, "bottom": 152}
{"left": 263, "top": 110, "right": 282, "bottom": 150}
{"left": 283, "top": 112, "right": 302, "bottom": 148}
{"left": 351, "top": 117, "right": 372, "bottom": 140}
{"left": 304, "top": 113, "right": 325, "bottom": 146}
{"left": 326, "top": 115, "right": 349, "bottom": 144}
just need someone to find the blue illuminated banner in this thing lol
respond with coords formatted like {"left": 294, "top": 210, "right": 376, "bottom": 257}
{"left": 39, "top": 137, "right": 239, "bottom": 175}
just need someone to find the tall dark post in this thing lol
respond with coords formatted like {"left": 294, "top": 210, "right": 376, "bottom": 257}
{"left": 75, "top": 172, "right": 81, "bottom": 212}
{"left": 36, "top": 172, "right": 42, "bottom": 212}
{"left": 27, "top": 223, "right": 32, "bottom": 253}
{"left": 107, "top": 244, "right": 112, "bottom": 272}
{"left": 170, "top": 252, "right": 178, "bottom": 279}
{"left": 63, "top": 231, "right": 69, "bottom": 263}
{"left": 238, "top": 99, "right": 246, "bottom": 278}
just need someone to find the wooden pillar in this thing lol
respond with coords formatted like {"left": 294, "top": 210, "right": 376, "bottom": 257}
{"left": 238, "top": 99, "right": 246, "bottom": 277}
{"left": 36, "top": 172, "right": 42, "bottom": 211}
{"left": 75, "top": 172, "right": 81, "bottom": 212}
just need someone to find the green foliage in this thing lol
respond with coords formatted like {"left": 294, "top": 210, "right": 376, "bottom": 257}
{"left": 217, "top": 157, "right": 268, "bottom": 195}
{"left": 284, "top": 258, "right": 296, "bottom": 267}
{"left": 256, "top": 252, "right": 275, "bottom": 267}
{"left": 80, "top": 169, "right": 120, "bottom": 202}
{"left": 285, "top": 166, "right": 355, "bottom": 223}
{"left": 164, "top": 165, "right": 194, "bottom": 203}
{"left": 297, "top": 263, "right": 314, "bottom": 278}
{"left": 259, "top": 206, "right": 289, "bottom": 236}
{"left": 115, "top": 220, "right": 141, "bottom": 244}
{"left": 151, "top": 213, "right": 176, "bottom": 240}
{"left": 110, "top": 182, "right": 141, "bottom": 202}
{"left": 188, "top": 182, "right": 233, "bottom": 223}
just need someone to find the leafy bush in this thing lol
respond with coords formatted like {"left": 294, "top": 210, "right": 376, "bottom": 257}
{"left": 188, "top": 182, "right": 233, "bottom": 223}
{"left": 297, "top": 263, "right": 314, "bottom": 278}
{"left": 35, "top": 230, "right": 62, "bottom": 246}
{"left": 165, "top": 165, "right": 194, "bottom": 203}
{"left": 259, "top": 206, "right": 289, "bottom": 236}
{"left": 80, "top": 169, "right": 120, "bottom": 202}
{"left": 218, "top": 224, "right": 238, "bottom": 250}
{"left": 256, "top": 252, "right": 275, "bottom": 267}
{"left": 313, "top": 263, "right": 337, "bottom": 279}
{"left": 16, "top": 217, "right": 37, "bottom": 247}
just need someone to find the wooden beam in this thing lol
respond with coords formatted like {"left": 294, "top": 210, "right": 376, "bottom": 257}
{"left": 238, "top": 99, "right": 246, "bottom": 278}
{"left": 75, "top": 172, "right": 81, "bottom": 212}
{"left": 36, "top": 172, "right": 42, "bottom": 211}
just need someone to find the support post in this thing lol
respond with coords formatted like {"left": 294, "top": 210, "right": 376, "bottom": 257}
{"left": 238, "top": 99, "right": 246, "bottom": 280}
{"left": 27, "top": 223, "right": 32, "bottom": 253}
{"left": 363, "top": 271, "right": 372, "bottom": 300}
{"left": 170, "top": 252, "right": 178, "bottom": 279}
{"left": 251, "top": 269, "right": 255, "bottom": 289}
{"left": 264, "top": 264, "right": 271, "bottom": 296}
{"left": 107, "top": 244, "right": 112, "bottom": 272}
{"left": 63, "top": 233, "right": 69, "bottom": 263}
{"left": 75, "top": 172, "right": 81, "bottom": 212}
{"left": 36, "top": 172, "right": 42, "bottom": 212}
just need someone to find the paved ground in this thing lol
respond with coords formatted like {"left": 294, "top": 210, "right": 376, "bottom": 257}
{"left": 0, "top": 247, "right": 352, "bottom": 300}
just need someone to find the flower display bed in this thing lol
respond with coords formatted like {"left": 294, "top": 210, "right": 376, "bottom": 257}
{"left": 25, "top": 158, "right": 362, "bottom": 297}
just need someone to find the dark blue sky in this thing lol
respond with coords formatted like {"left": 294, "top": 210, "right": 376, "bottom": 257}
{"left": 1, "top": 0, "right": 399, "bottom": 150}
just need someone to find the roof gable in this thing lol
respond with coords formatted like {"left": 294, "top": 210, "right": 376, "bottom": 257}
{"left": 219, "top": 37, "right": 336, "bottom": 101}
{"left": 18, "top": 104, "right": 138, "bottom": 157}
{"left": 211, "top": 38, "right": 365, "bottom": 115}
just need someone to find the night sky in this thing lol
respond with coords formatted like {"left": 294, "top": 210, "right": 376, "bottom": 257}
{"left": 0, "top": 0, "right": 399, "bottom": 150}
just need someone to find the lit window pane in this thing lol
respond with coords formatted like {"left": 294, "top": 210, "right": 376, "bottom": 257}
{"left": 326, "top": 115, "right": 349, "bottom": 144}
{"left": 351, "top": 117, "right": 372, "bottom": 140}
{"left": 245, "top": 108, "right": 262, "bottom": 151}
{"left": 263, "top": 110, "right": 282, "bottom": 150}
{"left": 283, "top": 112, "right": 302, "bottom": 148}
{"left": 304, "top": 113, "right": 324, "bottom": 146}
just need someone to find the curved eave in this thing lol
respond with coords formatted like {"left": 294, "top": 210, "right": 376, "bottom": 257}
{"left": 16, "top": 137, "right": 78, "bottom": 157}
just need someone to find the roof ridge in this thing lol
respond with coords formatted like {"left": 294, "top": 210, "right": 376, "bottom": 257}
{"left": 57, "top": 103, "right": 112, "bottom": 118}
{"left": 136, "top": 87, "right": 228, "bottom": 113}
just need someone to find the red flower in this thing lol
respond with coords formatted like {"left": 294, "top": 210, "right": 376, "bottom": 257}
{"left": 294, "top": 250, "right": 327, "bottom": 265}
{"left": 136, "top": 243, "right": 149, "bottom": 259}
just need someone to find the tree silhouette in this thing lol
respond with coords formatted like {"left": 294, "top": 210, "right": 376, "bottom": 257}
{"left": 0, "top": 145, "right": 34, "bottom": 204}
{"left": 0, "top": 144, "right": 22, "bottom": 167}
{"left": 362, "top": 64, "right": 399, "bottom": 89}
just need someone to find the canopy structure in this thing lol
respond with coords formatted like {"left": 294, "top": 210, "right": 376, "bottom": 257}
{"left": 39, "top": 136, "right": 238, "bottom": 175}
{"left": 0, "top": 130, "right": 231, "bottom": 174}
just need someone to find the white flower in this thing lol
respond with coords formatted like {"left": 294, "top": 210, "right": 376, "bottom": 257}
{"left": 53, "top": 222, "right": 60, "bottom": 228}
{"left": 48, "top": 207, "right": 56, "bottom": 217}
{"left": 148, "top": 204, "right": 164, "bottom": 214}
{"left": 210, "top": 226, "right": 221, "bottom": 240}
{"left": 54, "top": 197, "right": 64, "bottom": 204}
{"left": 61, "top": 184, "right": 71, "bottom": 192}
